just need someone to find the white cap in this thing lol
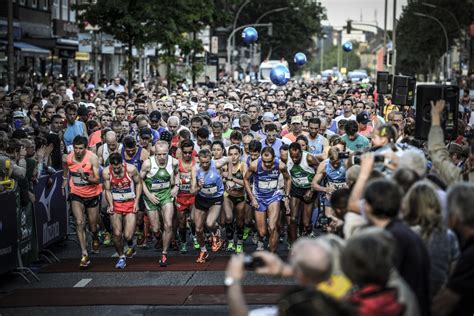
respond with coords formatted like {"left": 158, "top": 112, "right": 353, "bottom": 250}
{"left": 232, "top": 118, "right": 240, "bottom": 129}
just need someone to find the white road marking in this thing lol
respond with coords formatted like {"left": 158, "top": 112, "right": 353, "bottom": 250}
{"left": 73, "top": 278, "right": 92, "bottom": 288}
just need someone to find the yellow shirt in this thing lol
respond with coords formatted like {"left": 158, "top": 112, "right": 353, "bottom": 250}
{"left": 384, "top": 104, "right": 399, "bottom": 121}
{"left": 317, "top": 274, "right": 352, "bottom": 299}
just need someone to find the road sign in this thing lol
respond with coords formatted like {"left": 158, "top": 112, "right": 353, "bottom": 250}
{"left": 211, "top": 36, "right": 218, "bottom": 54}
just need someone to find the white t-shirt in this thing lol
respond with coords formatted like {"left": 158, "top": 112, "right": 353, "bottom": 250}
{"left": 334, "top": 114, "right": 356, "bottom": 123}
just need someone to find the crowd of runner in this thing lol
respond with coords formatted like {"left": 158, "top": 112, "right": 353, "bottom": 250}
{"left": 0, "top": 75, "right": 473, "bottom": 315}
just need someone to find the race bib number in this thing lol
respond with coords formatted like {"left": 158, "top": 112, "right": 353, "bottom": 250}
{"left": 201, "top": 186, "right": 218, "bottom": 195}
{"left": 151, "top": 181, "right": 170, "bottom": 190}
{"left": 179, "top": 183, "right": 191, "bottom": 192}
{"left": 112, "top": 191, "right": 136, "bottom": 201}
{"left": 328, "top": 181, "right": 347, "bottom": 190}
{"left": 293, "top": 177, "right": 310, "bottom": 186}
{"left": 71, "top": 173, "right": 88, "bottom": 186}
{"left": 258, "top": 180, "right": 278, "bottom": 190}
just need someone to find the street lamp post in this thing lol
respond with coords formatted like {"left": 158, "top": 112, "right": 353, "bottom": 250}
{"left": 391, "top": 0, "right": 397, "bottom": 75}
{"left": 226, "top": 23, "right": 273, "bottom": 76}
{"left": 231, "top": 0, "right": 251, "bottom": 58}
{"left": 421, "top": 2, "right": 462, "bottom": 82}
{"left": 252, "top": 7, "right": 289, "bottom": 69}
{"left": 255, "top": 7, "right": 289, "bottom": 24}
{"left": 413, "top": 12, "right": 449, "bottom": 83}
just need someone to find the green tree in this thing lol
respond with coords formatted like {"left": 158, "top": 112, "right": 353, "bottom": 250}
{"left": 76, "top": 0, "right": 155, "bottom": 90}
{"left": 396, "top": 0, "right": 471, "bottom": 78}
{"left": 77, "top": 0, "right": 214, "bottom": 89}
{"left": 309, "top": 43, "right": 361, "bottom": 74}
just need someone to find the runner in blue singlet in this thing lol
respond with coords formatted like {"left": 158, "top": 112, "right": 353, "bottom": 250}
{"left": 244, "top": 146, "right": 291, "bottom": 253}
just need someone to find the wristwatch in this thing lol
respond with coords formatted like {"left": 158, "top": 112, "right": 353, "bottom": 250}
{"left": 224, "top": 277, "right": 240, "bottom": 287}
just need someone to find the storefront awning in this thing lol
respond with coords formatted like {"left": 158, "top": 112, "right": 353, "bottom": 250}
{"left": 0, "top": 41, "right": 50, "bottom": 57}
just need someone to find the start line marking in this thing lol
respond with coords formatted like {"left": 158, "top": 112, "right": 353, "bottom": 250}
{"left": 73, "top": 278, "right": 92, "bottom": 288}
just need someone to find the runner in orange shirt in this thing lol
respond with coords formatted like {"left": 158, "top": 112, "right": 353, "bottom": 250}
{"left": 62, "top": 135, "right": 102, "bottom": 269}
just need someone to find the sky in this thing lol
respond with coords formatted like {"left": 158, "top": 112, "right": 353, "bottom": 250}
{"left": 318, "top": 0, "right": 408, "bottom": 30}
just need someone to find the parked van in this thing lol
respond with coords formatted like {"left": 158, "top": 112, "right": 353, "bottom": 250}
{"left": 258, "top": 60, "right": 283, "bottom": 82}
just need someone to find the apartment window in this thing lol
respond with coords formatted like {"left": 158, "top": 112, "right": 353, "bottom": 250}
{"left": 52, "top": 0, "right": 60, "bottom": 19}
{"left": 32, "top": 0, "right": 38, "bottom": 8}
{"left": 43, "top": 0, "right": 49, "bottom": 10}
{"left": 61, "top": 0, "right": 68, "bottom": 21}
{"left": 70, "top": 0, "right": 76, "bottom": 22}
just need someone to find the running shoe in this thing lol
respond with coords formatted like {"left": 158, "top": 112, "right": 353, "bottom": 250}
{"left": 192, "top": 236, "right": 200, "bottom": 250}
{"left": 242, "top": 226, "right": 250, "bottom": 241}
{"left": 252, "top": 232, "right": 259, "bottom": 245}
{"left": 179, "top": 243, "right": 188, "bottom": 254}
{"left": 226, "top": 241, "right": 236, "bottom": 252}
{"left": 103, "top": 232, "right": 112, "bottom": 246}
{"left": 98, "top": 231, "right": 105, "bottom": 244}
{"left": 171, "top": 239, "right": 179, "bottom": 251}
{"left": 136, "top": 231, "right": 147, "bottom": 248}
{"left": 235, "top": 242, "right": 243, "bottom": 254}
{"left": 115, "top": 257, "right": 126, "bottom": 269}
{"left": 79, "top": 255, "right": 90, "bottom": 269}
{"left": 91, "top": 239, "right": 100, "bottom": 254}
{"left": 211, "top": 235, "right": 223, "bottom": 252}
{"left": 159, "top": 254, "right": 168, "bottom": 267}
{"left": 125, "top": 247, "right": 136, "bottom": 258}
{"left": 196, "top": 251, "right": 209, "bottom": 264}
{"left": 256, "top": 241, "right": 265, "bottom": 251}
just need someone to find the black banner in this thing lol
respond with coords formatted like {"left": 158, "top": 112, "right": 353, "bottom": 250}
{"left": 34, "top": 171, "right": 68, "bottom": 251}
{"left": 0, "top": 189, "right": 18, "bottom": 274}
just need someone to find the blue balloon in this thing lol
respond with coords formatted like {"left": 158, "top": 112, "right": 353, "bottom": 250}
{"left": 343, "top": 41, "right": 353, "bottom": 52}
{"left": 294, "top": 52, "right": 307, "bottom": 66}
{"left": 270, "top": 64, "right": 290, "bottom": 86}
{"left": 242, "top": 27, "right": 258, "bottom": 44}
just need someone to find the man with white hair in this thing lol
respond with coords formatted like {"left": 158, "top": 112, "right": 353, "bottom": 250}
{"left": 97, "top": 131, "right": 123, "bottom": 166}
{"left": 140, "top": 141, "right": 179, "bottom": 267}
{"left": 396, "top": 149, "right": 428, "bottom": 178}
{"left": 168, "top": 115, "right": 189, "bottom": 152}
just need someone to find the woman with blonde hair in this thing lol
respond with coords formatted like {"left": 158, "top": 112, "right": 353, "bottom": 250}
{"left": 402, "top": 181, "right": 460, "bottom": 297}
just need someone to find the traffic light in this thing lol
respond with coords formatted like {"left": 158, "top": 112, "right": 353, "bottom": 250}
{"left": 386, "top": 50, "right": 393, "bottom": 67}
{"left": 346, "top": 20, "right": 352, "bottom": 34}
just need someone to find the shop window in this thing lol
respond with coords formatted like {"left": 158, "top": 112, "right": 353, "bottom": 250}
{"left": 52, "top": 0, "right": 60, "bottom": 19}
{"left": 70, "top": 0, "right": 76, "bottom": 22}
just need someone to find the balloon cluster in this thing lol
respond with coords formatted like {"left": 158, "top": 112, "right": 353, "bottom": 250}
{"left": 241, "top": 27, "right": 309, "bottom": 86}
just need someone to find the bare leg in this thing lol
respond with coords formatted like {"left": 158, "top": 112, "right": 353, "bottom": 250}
{"left": 288, "top": 197, "right": 302, "bottom": 244}
{"left": 123, "top": 213, "right": 137, "bottom": 246}
{"left": 110, "top": 213, "right": 124, "bottom": 256}
{"left": 194, "top": 208, "right": 207, "bottom": 248}
{"left": 267, "top": 202, "right": 281, "bottom": 253}
{"left": 71, "top": 201, "right": 87, "bottom": 255}
{"left": 161, "top": 202, "right": 174, "bottom": 254}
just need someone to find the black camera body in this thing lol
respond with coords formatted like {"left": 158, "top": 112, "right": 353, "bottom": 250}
{"left": 243, "top": 254, "right": 265, "bottom": 270}
{"left": 351, "top": 154, "right": 385, "bottom": 165}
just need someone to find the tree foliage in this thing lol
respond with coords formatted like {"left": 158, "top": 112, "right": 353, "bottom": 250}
{"left": 309, "top": 43, "right": 361, "bottom": 74}
{"left": 396, "top": 0, "right": 471, "bottom": 77}
{"left": 76, "top": 0, "right": 214, "bottom": 88}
